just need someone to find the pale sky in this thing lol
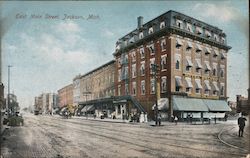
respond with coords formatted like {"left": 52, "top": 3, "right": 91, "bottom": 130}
{"left": 1, "top": 1, "right": 249, "bottom": 108}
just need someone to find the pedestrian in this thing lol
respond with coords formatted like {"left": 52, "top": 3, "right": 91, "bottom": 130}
{"left": 190, "top": 113, "right": 193, "bottom": 124}
{"left": 157, "top": 113, "right": 162, "bottom": 126}
{"left": 238, "top": 115, "right": 247, "bottom": 137}
{"left": 209, "top": 116, "right": 211, "bottom": 124}
{"left": 187, "top": 113, "right": 190, "bottom": 124}
{"left": 174, "top": 116, "right": 178, "bottom": 125}
{"left": 214, "top": 115, "right": 217, "bottom": 124}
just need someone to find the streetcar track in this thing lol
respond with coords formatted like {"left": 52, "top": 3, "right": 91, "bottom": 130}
{"left": 33, "top": 116, "right": 247, "bottom": 157}
{"left": 218, "top": 126, "right": 249, "bottom": 153}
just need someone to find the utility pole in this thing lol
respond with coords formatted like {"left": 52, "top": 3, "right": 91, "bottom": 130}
{"left": 151, "top": 64, "right": 159, "bottom": 126}
{"left": 7, "top": 65, "right": 12, "bottom": 117}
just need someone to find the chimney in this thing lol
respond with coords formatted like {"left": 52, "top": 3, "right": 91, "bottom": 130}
{"left": 137, "top": 16, "right": 143, "bottom": 29}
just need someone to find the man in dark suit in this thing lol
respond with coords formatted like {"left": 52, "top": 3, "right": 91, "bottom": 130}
{"left": 238, "top": 115, "right": 247, "bottom": 137}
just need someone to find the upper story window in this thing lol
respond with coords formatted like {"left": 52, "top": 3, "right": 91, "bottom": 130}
{"left": 148, "top": 27, "right": 154, "bottom": 34}
{"left": 131, "top": 51, "right": 136, "bottom": 62}
{"left": 212, "top": 63, "right": 217, "bottom": 76}
{"left": 185, "top": 77, "right": 193, "bottom": 93}
{"left": 176, "top": 38, "right": 183, "bottom": 48}
{"left": 160, "top": 21, "right": 165, "bottom": 29}
{"left": 205, "top": 47, "right": 211, "bottom": 55}
{"left": 195, "top": 59, "right": 202, "bottom": 72}
{"left": 175, "top": 54, "right": 181, "bottom": 70}
{"left": 220, "top": 65, "right": 225, "bottom": 78}
{"left": 161, "top": 76, "right": 167, "bottom": 92}
{"left": 141, "top": 80, "right": 145, "bottom": 95}
{"left": 176, "top": 19, "right": 183, "bottom": 29}
{"left": 140, "top": 61, "right": 145, "bottom": 76}
{"left": 220, "top": 83, "right": 225, "bottom": 96}
{"left": 204, "top": 80, "right": 211, "bottom": 93}
{"left": 221, "top": 52, "right": 226, "bottom": 60}
{"left": 132, "top": 64, "right": 136, "bottom": 78}
{"left": 213, "top": 49, "right": 219, "bottom": 58}
{"left": 161, "top": 39, "right": 167, "bottom": 51}
{"left": 148, "top": 44, "right": 155, "bottom": 55}
{"left": 196, "top": 44, "right": 202, "bottom": 53}
{"left": 195, "top": 79, "right": 202, "bottom": 94}
{"left": 175, "top": 76, "right": 183, "bottom": 92}
{"left": 186, "top": 56, "right": 193, "bottom": 72}
{"left": 212, "top": 81, "right": 219, "bottom": 95}
{"left": 204, "top": 61, "right": 211, "bottom": 73}
{"left": 139, "top": 32, "right": 144, "bottom": 39}
{"left": 140, "top": 47, "right": 145, "bottom": 59}
{"left": 150, "top": 58, "right": 156, "bottom": 74}
{"left": 132, "top": 81, "right": 136, "bottom": 96}
{"left": 118, "top": 69, "right": 121, "bottom": 82}
{"left": 186, "top": 23, "right": 193, "bottom": 32}
{"left": 186, "top": 41, "right": 192, "bottom": 51}
{"left": 161, "top": 54, "right": 167, "bottom": 70}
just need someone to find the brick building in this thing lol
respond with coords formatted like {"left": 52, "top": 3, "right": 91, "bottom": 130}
{"left": 34, "top": 93, "right": 58, "bottom": 115}
{"left": 73, "top": 60, "right": 117, "bottom": 117}
{"left": 114, "top": 10, "right": 231, "bottom": 120}
{"left": 58, "top": 84, "right": 73, "bottom": 108}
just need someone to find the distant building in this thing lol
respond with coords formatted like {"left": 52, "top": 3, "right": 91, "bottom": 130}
{"left": 73, "top": 60, "right": 115, "bottom": 117}
{"left": 236, "top": 95, "right": 249, "bottom": 115}
{"left": 113, "top": 10, "right": 231, "bottom": 120}
{"left": 58, "top": 84, "right": 73, "bottom": 108}
{"left": 7, "top": 93, "right": 19, "bottom": 115}
{"left": 34, "top": 93, "right": 58, "bottom": 114}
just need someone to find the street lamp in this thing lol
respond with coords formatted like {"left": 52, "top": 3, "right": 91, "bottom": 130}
{"left": 7, "top": 65, "right": 12, "bottom": 117}
{"left": 151, "top": 64, "right": 159, "bottom": 126}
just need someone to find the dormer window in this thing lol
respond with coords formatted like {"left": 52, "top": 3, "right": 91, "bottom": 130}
{"left": 139, "top": 32, "right": 144, "bottom": 39}
{"left": 196, "top": 26, "right": 202, "bottom": 35}
{"left": 160, "top": 21, "right": 165, "bottom": 29}
{"left": 176, "top": 20, "right": 183, "bottom": 29}
{"left": 148, "top": 27, "right": 153, "bottom": 34}
{"left": 186, "top": 23, "right": 193, "bottom": 32}
{"left": 214, "top": 34, "right": 218, "bottom": 41}
{"left": 205, "top": 30, "right": 211, "bottom": 38}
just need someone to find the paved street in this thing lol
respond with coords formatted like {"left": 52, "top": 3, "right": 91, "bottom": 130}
{"left": 1, "top": 113, "right": 249, "bottom": 158}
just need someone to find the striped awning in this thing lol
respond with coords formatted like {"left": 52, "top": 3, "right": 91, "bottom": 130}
{"left": 204, "top": 80, "right": 211, "bottom": 90}
{"left": 175, "top": 77, "right": 183, "bottom": 87}
{"left": 195, "top": 79, "right": 202, "bottom": 89}
{"left": 203, "top": 99, "right": 231, "bottom": 112}
{"left": 173, "top": 97, "right": 209, "bottom": 112}
{"left": 185, "top": 78, "right": 193, "bottom": 88}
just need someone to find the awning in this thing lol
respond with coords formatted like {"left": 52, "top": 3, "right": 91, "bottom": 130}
{"left": 205, "top": 62, "right": 211, "bottom": 71}
{"left": 186, "top": 57, "right": 193, "bottom": 67}
{"left": 195, "top": 79, "right": 202, "bottom": 89}
{"left": 176, "top": 39, "right": 183, "bottom": 46}
{"left": 173, "top": 97, "right": 209, "bottom": 112}
{"left": 196, "top": 59, "right": 202, "bottom": 69}
{"left": 196, "top": 44, "right": 202, "bottom": 52}
{"left": 212, "top": 82, "right": 219, "bottom": 91}
{"left": 205, "top": 47, "right": 211, "bottom": 54}
{"left": 204, "top": 80, "right": 211, "bottom": 90}
{"left": 185, "top": 78, "right": 193, "bottom": 88}
{"left": 203, "top": 99, "right": 231, "bottom": 112}
{"left": 81, "top": 105, "right": 88, "bottom": 112}
{"left": 152, "top": 98, "right": 169, "bottom": 111}
{"left": 175, "top": 77, "right": 183, "bottom": 87}
{"left": 187, "top": 41, "right": 192, "bottom": 49}
{"left": 87, "top": 105, "right": 95, "bottom": 112}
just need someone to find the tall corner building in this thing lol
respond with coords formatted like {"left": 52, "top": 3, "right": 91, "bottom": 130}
{"left": 113, "top": 10, "right": 231, "bottom": 120}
